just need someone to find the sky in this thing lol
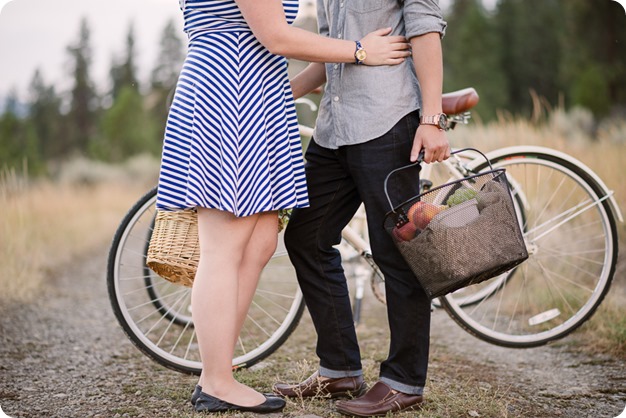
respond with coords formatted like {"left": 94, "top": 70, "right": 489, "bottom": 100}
{"left": 0, "top": 0, "right": 623, "bottom": 101}
{"left": 0, "top": 0, "right": 184, "bottom": 99}
{"left": 0, "top": 0, "right": 477, "bottom": 99}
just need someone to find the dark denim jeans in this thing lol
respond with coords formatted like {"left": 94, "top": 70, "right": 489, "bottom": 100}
{"left": 284, "top": 111, "right": 431, "bottom": 395}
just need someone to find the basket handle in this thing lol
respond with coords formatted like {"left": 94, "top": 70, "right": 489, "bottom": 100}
{"left": 383, "top": 147, "right": 493, "bottom": 212}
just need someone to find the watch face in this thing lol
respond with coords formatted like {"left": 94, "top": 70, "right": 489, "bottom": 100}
{"left": 437, "top": 114, "right": 448, "bottom": 130}
{"left": 356, "top": 49, "right": 367, "bottom": 61}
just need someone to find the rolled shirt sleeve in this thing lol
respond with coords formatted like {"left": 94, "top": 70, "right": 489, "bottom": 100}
{"left": 403, "top": 0, "right": 447, "bottom": 39}
{"left": 313, "top": 0, "right": 445, "bottom": 148}
{"left": 316, "top": 0, "right": 330, "bottom": 37}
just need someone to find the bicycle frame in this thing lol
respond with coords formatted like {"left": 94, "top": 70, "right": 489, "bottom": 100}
{"left": 107, "top": 91, "right": 622, "bottom": 375}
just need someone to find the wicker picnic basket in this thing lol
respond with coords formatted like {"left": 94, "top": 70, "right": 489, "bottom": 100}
{"left": 146, "top": 208, "right": 291, "bottom": 287}
{"left": 382, "top": 148, "right": 529, "bottom": 299}
{"left": 146, "top": 209, "right": 199, "bottom": 287}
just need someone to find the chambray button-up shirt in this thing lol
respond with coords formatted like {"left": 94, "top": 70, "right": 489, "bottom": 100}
{"left": 313, "top": 0, "right": 447, "bottom": 149}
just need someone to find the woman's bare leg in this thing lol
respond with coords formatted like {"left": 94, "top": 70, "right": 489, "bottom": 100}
{"left": 233, "top": 211, "right": 279, "bottom": 344}
{"left": 192, "top": 207, "right": 272, "bottom": 406}
{"left": 195, "top": 211, "right": 278, "bottom": 390}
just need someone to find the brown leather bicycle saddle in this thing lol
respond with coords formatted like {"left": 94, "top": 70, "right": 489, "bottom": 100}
{"left": 442, "top": 88, "right": 480, "bottom": 115}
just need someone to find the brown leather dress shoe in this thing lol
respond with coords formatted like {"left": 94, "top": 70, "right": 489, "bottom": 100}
{"left": 273, "top": 371, "right": 367, "bottom": 398}
{"left": 334, "top": 381, "right": 423, "bottom": 417}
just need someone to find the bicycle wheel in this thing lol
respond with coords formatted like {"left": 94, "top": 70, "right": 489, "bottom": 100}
{"left": 107, "top": 187, "right": 305, "bottom": 374}
{"left": 441, "top": 149, "right": 619, "bottom": 347}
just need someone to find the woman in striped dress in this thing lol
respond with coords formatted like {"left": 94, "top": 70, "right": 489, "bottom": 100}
{"left": 157, "top": 0, "right": 410, "bottom": 413}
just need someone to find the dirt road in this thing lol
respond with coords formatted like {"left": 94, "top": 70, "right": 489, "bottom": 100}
{"left": 0, "top": 247, "right": 624, "bottom": 417}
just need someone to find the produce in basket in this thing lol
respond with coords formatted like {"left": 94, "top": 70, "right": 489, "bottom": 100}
{"left": 278, "top": 209, "right": 291, "bottom": 232}
{"left": 392, "top": 221, "right": 418, "bottom": 242}
{"left": 446, "top": 187, "right": 478, "bottom": 207}
{"left": 407, "top": 201, "right": 447, "bottom": 230}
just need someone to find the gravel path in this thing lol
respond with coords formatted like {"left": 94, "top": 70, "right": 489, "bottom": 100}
{"left": 431, "top": 308, "right": 626, "bottom": 417}
{"left": 0, "top": 247, "right": 624, "bottom": 417}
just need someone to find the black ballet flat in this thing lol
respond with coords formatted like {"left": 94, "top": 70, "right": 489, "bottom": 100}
{"left": 191, "top": 386, "right": 279, "bottom": 407}
{"left": 190, "top": 384, "right": 202, "bottom": 405}
{"left": 194, "top": 391, "right": 286, "bottom": 413}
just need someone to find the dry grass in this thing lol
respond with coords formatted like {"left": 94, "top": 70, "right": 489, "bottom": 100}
{"left": 0, "top": 118, "right": 624, "bottom": 417}
{"left": 145, "top": 307, "right": 518, "bottom": 418}
{"left": 448, "top": 114, "right": 626, "bottom": 221}
{"left": 0, "top": 157, "right": 158, "bottom": 304}
{"left": 575, "top": 291, "right": 626, "bottom": 359}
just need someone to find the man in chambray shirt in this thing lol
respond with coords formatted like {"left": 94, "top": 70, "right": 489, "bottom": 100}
{"left": 274, "top": 1, "right": 449, "bottom": 416}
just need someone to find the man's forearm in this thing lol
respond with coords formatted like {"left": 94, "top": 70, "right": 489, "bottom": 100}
{"left": 290, "top": 63, "right": 327, "bottom": 100}
{"left": 410, "top": 32, "right": 444, "bottom": 116}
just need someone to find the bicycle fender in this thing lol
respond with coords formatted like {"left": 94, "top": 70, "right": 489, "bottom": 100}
{"left": 469, "top": 145, "right": 624, "bottom": 224}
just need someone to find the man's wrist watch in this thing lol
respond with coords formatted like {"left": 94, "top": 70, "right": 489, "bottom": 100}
{"left": 354, "top": 40, "right": 367, "bottom": 65}
{"left": 420, "top": 113, "right": 448, "bottom": 130}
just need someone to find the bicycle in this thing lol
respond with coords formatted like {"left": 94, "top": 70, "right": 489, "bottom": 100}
{"left": 107, "top": 87, "right": 622, "bottom": 375}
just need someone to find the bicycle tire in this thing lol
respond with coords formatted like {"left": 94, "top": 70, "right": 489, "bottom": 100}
{"left": 441, "top": 149, "right": 618, "bottom": 348}
{"left": 140, "top": 215, "right": 195, "bottom": 327}
{"left": 107, "top": 187, "right": 305, "bottom": 374}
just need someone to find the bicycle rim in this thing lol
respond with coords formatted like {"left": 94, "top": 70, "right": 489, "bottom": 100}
{"left": 107, "top": 188, "right": 304, "bottom": 374}
{"left": 442, "top": 151, "right": 618, "bottom": 347}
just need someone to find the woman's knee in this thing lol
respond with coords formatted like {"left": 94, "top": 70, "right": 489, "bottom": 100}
{"left": 259, "top": 234, "right": 278, "bottom": 263}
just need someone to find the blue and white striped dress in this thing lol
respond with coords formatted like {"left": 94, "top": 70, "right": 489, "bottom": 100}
{"left": 156, "top": 0, "right": 309, "bottom": 217}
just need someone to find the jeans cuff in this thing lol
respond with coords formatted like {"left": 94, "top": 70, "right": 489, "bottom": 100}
{"left": 380, "top": 376, "right": 424, "bottom": 395}
{"left": 319, "top": 367, "right": 362, "bottom": 379}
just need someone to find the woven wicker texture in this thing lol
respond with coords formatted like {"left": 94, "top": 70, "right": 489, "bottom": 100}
{"left": 146, "top": 209, "right": 289, "bottom": 287}
{"left": 384, "top": 170, "right": 528, "bottom": 299}
{"left": 146, "top": 210, "right": 199, "bottom": 287}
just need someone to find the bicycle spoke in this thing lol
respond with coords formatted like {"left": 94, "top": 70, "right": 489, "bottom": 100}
{"left": 442, "top": 152, "right": 616, "bottom": 347}
{"left": 249, "top": 299, "right": 284, "bottom": 327}
{"left": 143, "top": 290, "right": 189, "bottom": 335}
{"left": 526, "top": 195, "right": 611, "bottom": 242}
{"left": 170, "top": 319, "right": 194, "bottom": 356}
{"left": 253, "top": 291, "right": 294, "bottom": 314}
{"left": 119, "top": 274, "right": 154, "bottom": 282}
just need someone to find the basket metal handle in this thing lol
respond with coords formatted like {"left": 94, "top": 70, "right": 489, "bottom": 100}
{"left": 383, "top": 147, "right": 493, "bottom": 212}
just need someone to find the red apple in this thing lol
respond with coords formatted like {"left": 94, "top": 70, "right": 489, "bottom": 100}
{"left": 392, "top": 222, "right": 418, "bottom": 242}
{"left": 407, "top": 201, "right": 447, "bottom": 230}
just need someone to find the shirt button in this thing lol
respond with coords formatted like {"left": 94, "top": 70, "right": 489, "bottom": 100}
{"left": 333, "top": 96, "right": 339, "bottom": 102}
{"left": 333, "top": 64, "right": 339, "bottom": 70}
{"left": 340, "top": 2, "right": 344, "bottom": 6}
{"left": 338, "top": 33, "right": 342, "bottom": 39}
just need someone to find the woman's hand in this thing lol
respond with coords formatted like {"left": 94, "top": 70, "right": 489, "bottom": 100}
{"left": 360, "top": 28, "right": 411, "bottom": 66}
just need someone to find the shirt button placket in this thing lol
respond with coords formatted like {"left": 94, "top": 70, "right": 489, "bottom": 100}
{"left": 332, "top": 1, "right": 347, "bottom": 147}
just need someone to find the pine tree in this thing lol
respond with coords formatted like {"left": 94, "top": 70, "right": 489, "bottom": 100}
{"left": 443, "top": 0, "right": 508, "bottom": 120}
{"left": 561, "top": 0, "right": 626, "bottom": 117}
{"left": 494, "top": 0, "right": 566, "bottom": 117}
{"left": 66, "top": 17, "right": 99, "bottom": 155}
{"left": 151, "top": 19, "right": 185, "bottom": 91}
{"left": 28, "top": 69, "right": 64, "bottom": 162}
{"left": 110, "top": 22, "right": 140, "bottom": 101}
{"left": 95, "top": 86, "right": 160, "bottom": 162}
{"left": 149, "top": 19, "right": 186, "bottom": 130}
{"left": 0, "top": 90, "right": 42, "bottom": 173}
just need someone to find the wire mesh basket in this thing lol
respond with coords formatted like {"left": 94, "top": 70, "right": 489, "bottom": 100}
{"left": 383, "top": 149, "right": 528, "bottom": 299}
